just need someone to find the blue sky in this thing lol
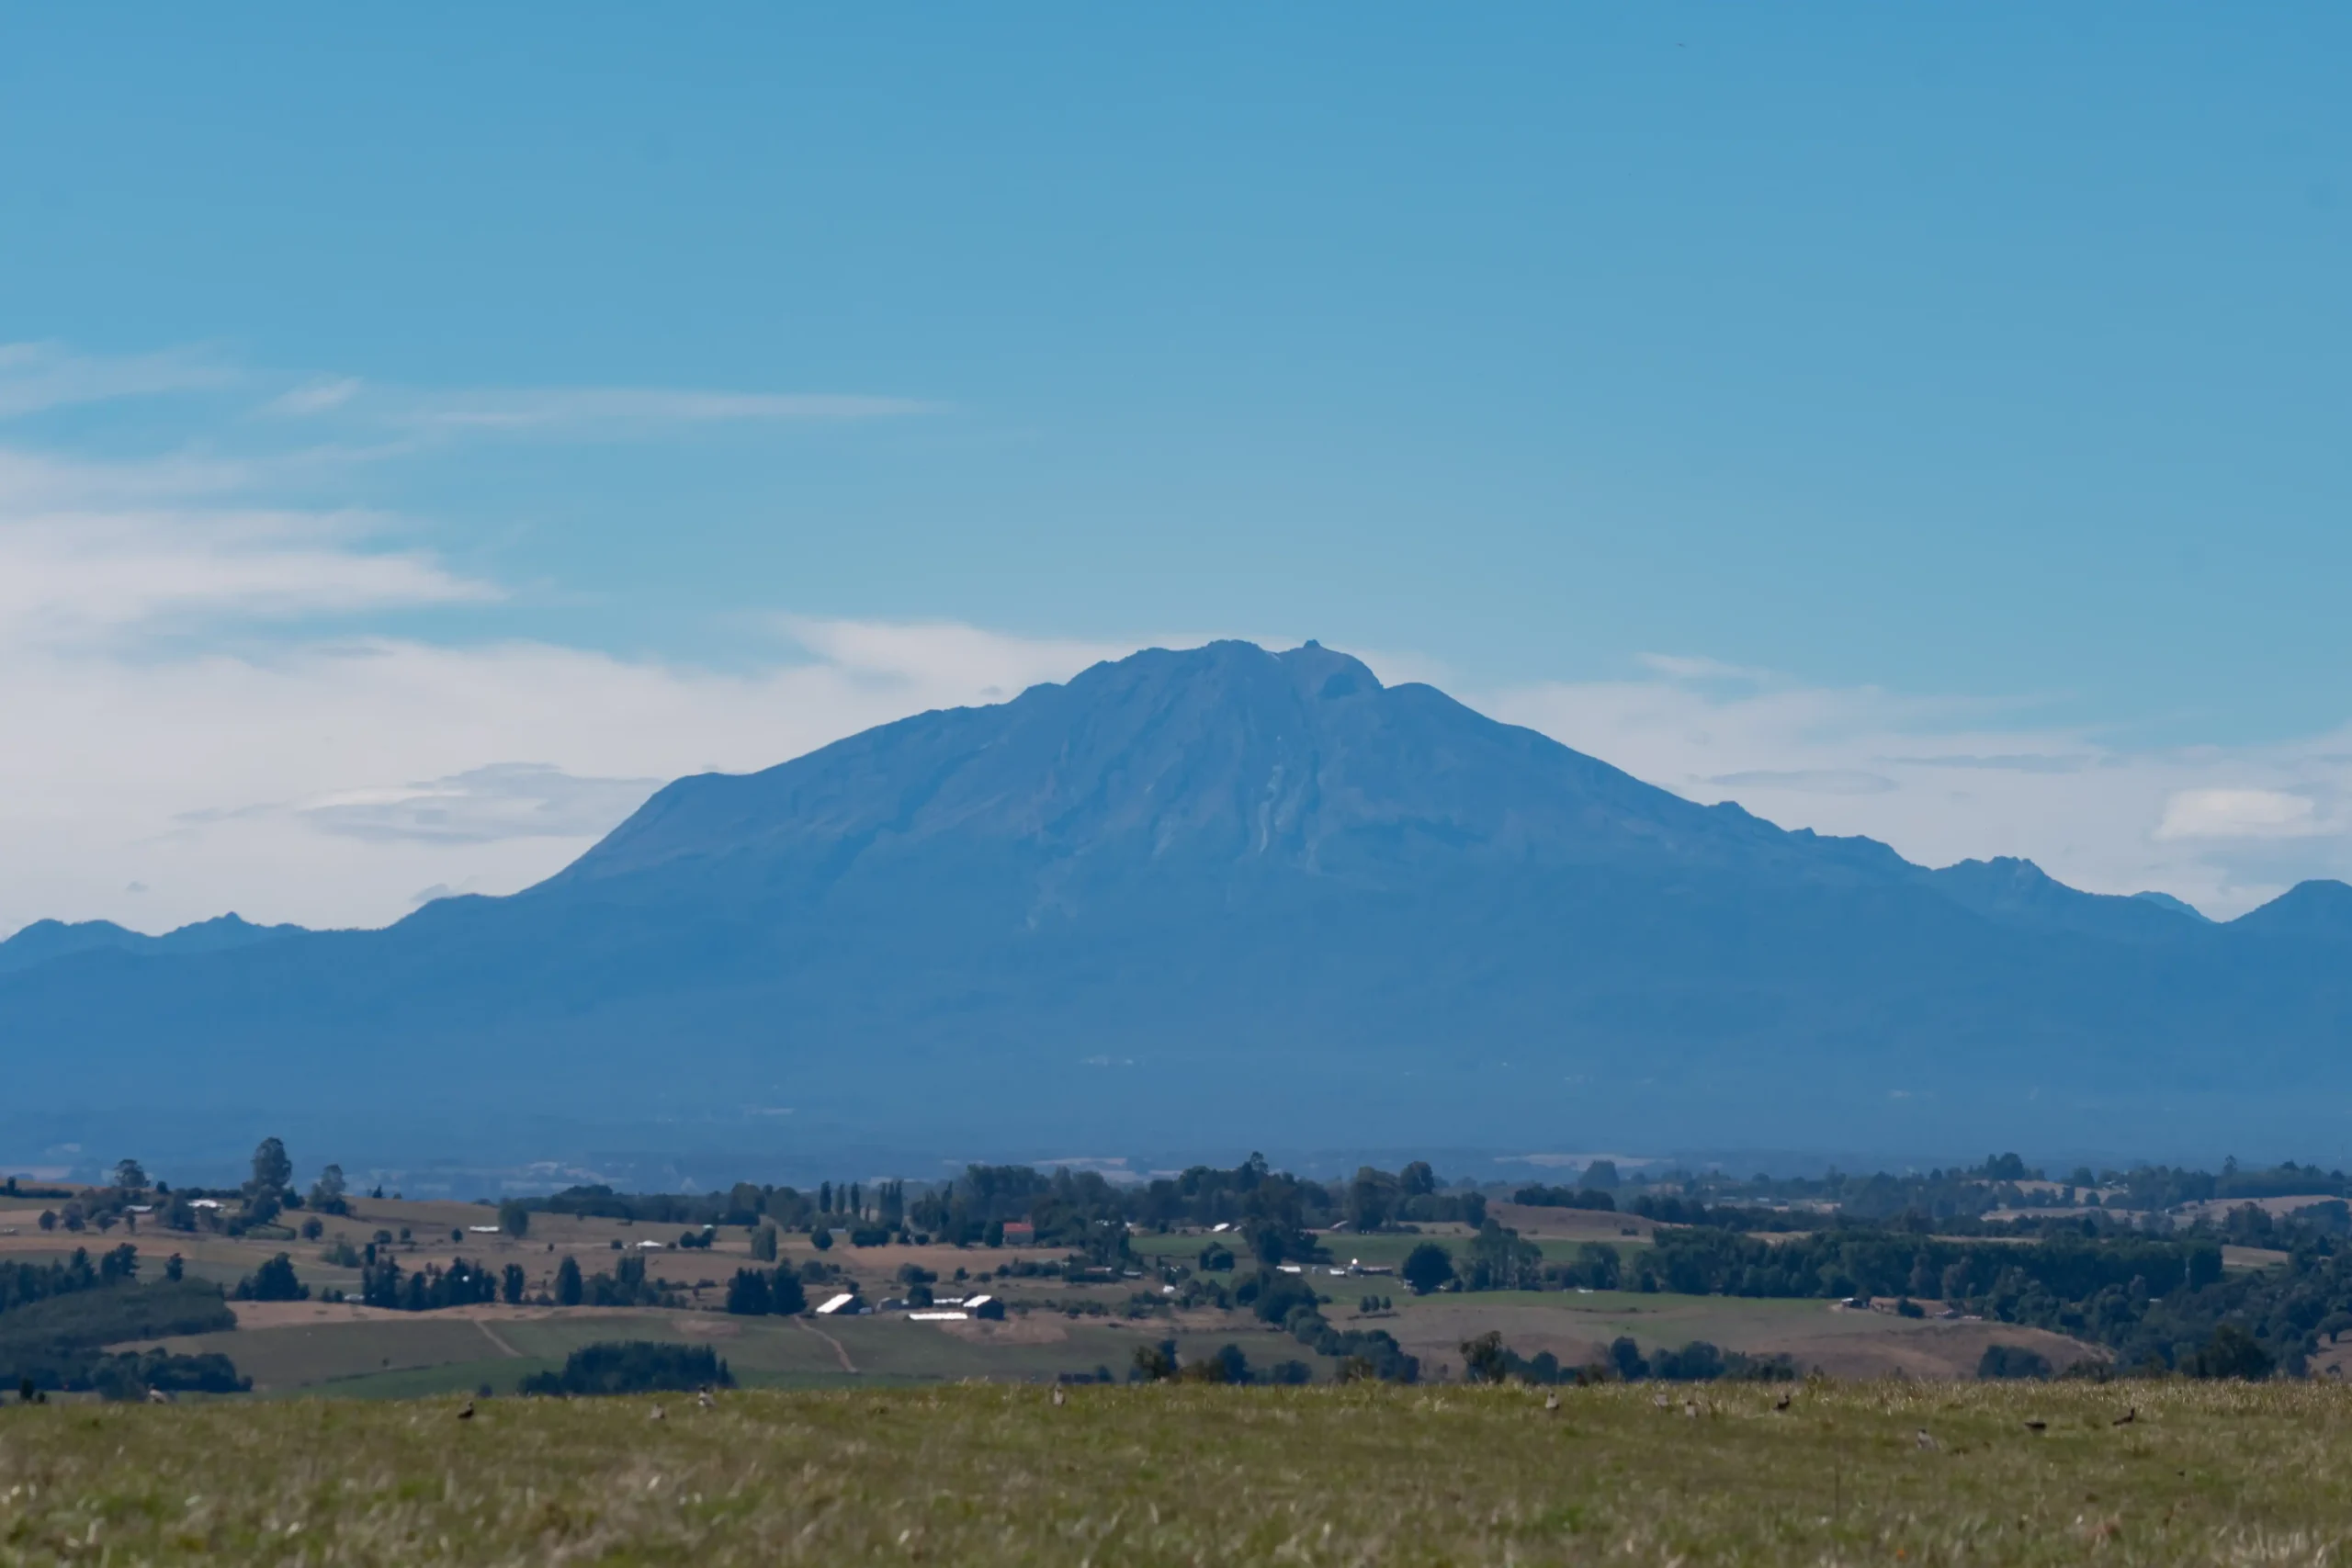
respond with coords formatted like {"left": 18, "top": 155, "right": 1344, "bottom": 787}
{"left": 0, "top": 6, "right": 2347, "bottom": 930}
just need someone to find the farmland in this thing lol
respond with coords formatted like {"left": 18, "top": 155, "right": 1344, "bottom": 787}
{"left": 2, "top": 1186, "right": 2083, "bottom": 1395}
{"left": 6, "top": 1379, "right": 2351, "bottom": 1564}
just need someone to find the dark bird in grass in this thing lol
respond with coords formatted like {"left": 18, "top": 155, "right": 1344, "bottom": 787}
{"left": 2113, "top": 1407, "right": 2137, "bottom": 1426}
{"left": 2024, "top": 1419, "right": 2048, "bottom": 1433}
{"left": 457, "top": 1400, "right": 474, "bottom": 1421}
{"left": 1773, "top": 1391, "right": 1792, "bottom": 1412}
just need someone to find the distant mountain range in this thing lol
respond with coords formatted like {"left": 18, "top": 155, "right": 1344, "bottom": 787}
{"left": 6, "top": 640, "right": 2349, "bottom": 1171}
{"left": 0, "top": 912, "right": 300, "bottom": 976}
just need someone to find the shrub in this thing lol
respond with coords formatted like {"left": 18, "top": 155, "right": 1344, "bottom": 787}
{"left": 518, "top": 1341, "right": 734, "bottom": 1397}
{"left": 1402, "top": 1243, "right": 1454, "bottom": 1294}
{"left": 1978, "top": 1344, "right": 2052, "bottom": 1381}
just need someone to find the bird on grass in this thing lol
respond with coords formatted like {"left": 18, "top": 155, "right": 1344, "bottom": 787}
{"left": 1773, "top": 1391, "right": 1792, "bottom": 1412}
{"left": 456, "top": 1400, "right": 474, "bottom": 1422}
{"left": 1652, "top": 1393, "right": 1670, "bottom": 1409}
{"left": 2023, "top": 1419, "right": 2048, "bottom": 1433}
{"left": 1915, "top": 1429, "right": 1938, "bottom": 1451}
{"left": 1051, "top": 1386, "right": 1067, "bottom": 1407}
{"left": 2112, "top": 1407, "right": 2137, "bottom": 1427}
{"left": 145, "top": 1388, "right": 172, "bottom": 1405}
{"left": 650, "top": 1404, "right": 666, "bottom": 1422}
{"left": 696, "top": 1390, "right": 715, "bottom": 1411}
{"left": 1683, "top": 1400, "right": 1701, "bottom": 1418}
{"left": 1544, "top": 1392, "right": 1561, "bottom": 1413}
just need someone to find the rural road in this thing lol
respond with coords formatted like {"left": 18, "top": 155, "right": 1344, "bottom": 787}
{"left": 794, "top": 1316, "right": 856, "bottom": 1372}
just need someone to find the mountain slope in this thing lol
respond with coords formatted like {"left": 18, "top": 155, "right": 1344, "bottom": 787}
{"left": 2, "top": 640, "right": 2346, "bottom": 1166}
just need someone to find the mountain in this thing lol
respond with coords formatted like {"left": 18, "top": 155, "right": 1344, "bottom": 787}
{"left": 0, "top": 913, "right": 300, "bottom": 976}
{"left": 4, "top": 639, "right": 2347, "bottom": 1169}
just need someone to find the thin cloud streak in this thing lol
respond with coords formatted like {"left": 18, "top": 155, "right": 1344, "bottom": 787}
{"left": 379, "top": 387, "right": 932, "bottom": 434}
{"left": 0, "top": 342, "right": 236, "bottom": 421}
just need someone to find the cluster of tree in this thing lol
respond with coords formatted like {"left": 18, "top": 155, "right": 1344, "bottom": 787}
{"left": 1635, "top": 1226, "right": 2219, "bottom": 1304}
{"left": 1334, "top": 1164, "right": 1487, "bottom": 1231}
{"left": 1459, "top": 1329, "right": 1795, "bottom": 1386}
{"left": 905, "top": 1165, "right": 1056, "bottom": 1244}
{"left": 91, "top": 1349, "right": 249, "bottom": 1401}
{"left": 1977, "top": 1344, "right": 2055, "bottom": 1380}
{"left": 1400, "top": 1226, "right": 1563, "bottom": 1294}
{"left": 1512, "top": 1185, "right": 1618, "bottom": 1212}
{"left": 1645, "top": 1154, "right": 2063, "bottom": 1225}
{"left": 519, "top": 1340, "right": 732, "bottom": 1397}
{"left": 1129, "top": 1339, "right": 1314, "bottom": 1385}
{"left": 1625, "top": 1195, "right": 1821, "bottom": 1233}
{"left": 722, "top": 1267, "right": 811, "bottom": 1316}
{"left": 527, "top": 1179, "right": 893, "bottom": 1234}
{"left": 355, "top": 1257, "right": 520, "bottom": 1312}
{"left": 2111, "top": 1159, "right": 2350, "bottom": 1213}
{"left": 506, "top": 1155, "right": 1494, "bottom": 1271}
{"left": 1615, "top": 1209, "right": 2352, "bottom": 1379}
{"left": 899, "top": 1166, "right": 1133, "bottom": 1256}
{"left": 1631, "top": 1154, "right": 2352, "bottom": 1232}
{"left": 1, "top": 1178, "right": 74, "bottom": 1199}
{"left": 1601, "top": 1337, "right": 1795, "bottom": 1382}
{"left": 550, "top": 1254, "right": 677, "bottom": 1309}
{"left": 1235, "top": 1269, "right": 1418, "bottom": 1381}
{"left": 0, "top": 1278, "right": 235, "bottom": 1392}
{"left": 232, "top": 1254, "right": 310, "bottom": 1303}
{"left": 2, "top": 1244, "right": 143, "bottom": 1313}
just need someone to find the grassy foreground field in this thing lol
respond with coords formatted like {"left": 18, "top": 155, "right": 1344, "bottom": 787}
{"left": 5, "top": 1381, "right": 2349, "bottom": 1564}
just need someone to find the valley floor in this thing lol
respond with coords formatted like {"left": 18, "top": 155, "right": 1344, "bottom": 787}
{"left": 5, "top": 1381, "right": 2348, "bottom": 1565}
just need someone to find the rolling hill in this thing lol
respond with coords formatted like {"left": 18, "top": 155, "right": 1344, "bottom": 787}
{"left": 5, "top": 639, "right": 2347, "bottom": 1169}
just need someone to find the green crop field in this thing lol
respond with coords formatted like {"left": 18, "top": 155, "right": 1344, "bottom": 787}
{"left": 4, "top": 1380, "right": 2346, "bottom": 1564}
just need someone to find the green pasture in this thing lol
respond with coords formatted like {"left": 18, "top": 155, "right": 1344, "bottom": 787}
{"left": 5, "top": 1379, "right": 2347, "bottom": 1564}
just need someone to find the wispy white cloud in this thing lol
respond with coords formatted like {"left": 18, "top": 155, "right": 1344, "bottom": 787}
{"left": 296, "top": 762, "right": 664, "bottom": 845}
{"left": 0, "top": 342, "right": 235, "bottom": 420}
{"left": 266, "top": 377, "right": 363, "bottom": 417}
{"left": 1476, "top": 664, "right": 2352, "bottom": 918}
{"left": 775, "top": 615, "right": 1142, "bottom": 705}
{"left": 2154, "top": 788, "right": 2335, "bottom": 842}
{"left": 0, "top": 457, "right": 496, "bottom": 649}
{"left": 0, "top": 446, "right": 254, "bottom": 509}
{"left": 396, "top": 387, "right": 930, "bottom": 433}
{"left": 0, "top": 626, "right": 1138, "bottom": 935}
{"left": 1705, "top": 768, "right": 1898, "bottom": 795}
{"left": 1634, "top": 651, "right": 1775, "bottom": 683}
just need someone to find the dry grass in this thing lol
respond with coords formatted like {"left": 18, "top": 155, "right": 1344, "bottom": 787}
{"left": 5, "top": 1380, "right": 2352, "bottom": 1564}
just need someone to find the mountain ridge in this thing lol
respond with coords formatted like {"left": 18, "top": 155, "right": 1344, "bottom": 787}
{"left": 3, "top": 639, "right": 2346, "bottom": 1166}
